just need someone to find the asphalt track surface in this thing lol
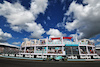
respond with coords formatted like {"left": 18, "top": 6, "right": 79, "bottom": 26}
{"left": 0, "top": 58, "right": 100, "bottom": 67}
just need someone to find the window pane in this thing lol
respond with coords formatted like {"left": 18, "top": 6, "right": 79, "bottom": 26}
{"left": 65, "top": 47, "right": 72, "bottom": 55}
{"left": 80, "top": 46, "right": 87, "bottom": 54}
{"left": 88, "top": 47, "right": 94, "bottom": 54}
{"left": 72, "top": 46, "right": 79, "bottom": 55}
{"left": 48, "top": 46, "right": 62, "bottom": 54}
{"left": 26, "top": 47, "right": 34, "bottom": 53}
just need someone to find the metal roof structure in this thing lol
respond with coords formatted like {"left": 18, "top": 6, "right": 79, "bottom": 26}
{"left": 96, "top": 44, "right": 100, "bottom": 49}
{"left": 0, "top": 43, "right": 19, "bottom": 48}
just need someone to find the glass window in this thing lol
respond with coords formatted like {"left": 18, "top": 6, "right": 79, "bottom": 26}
{"left": 26, "top": 47, "right": 34, "bottom": 53}
{"left": 36, "top": 46, "right": 46, "bottom": 53}
{"left": 88, "top": 47, "right": 94, "bottom": 54}
{"left": 65, "top": 46, "right": 79, "bottom": 55}
{"left": 65, "top": 47, "right": 72, "bottom": 55}
{"left": 22, "top": 47, "right": 25, "bottom": 50}
{"left": 48, "top": 46, "right": 62, "bottom": 54}
{"left": 80, "top": 46, "right": 87, "bottom": 54}
{"left": 40, "top": 40, "right": 46, "bottom": 44}
{"left": 36, "top": 47, "right": 42, "bottom": 50}
{"left": 72, "top": 46, "right": 79, "bottom": 55}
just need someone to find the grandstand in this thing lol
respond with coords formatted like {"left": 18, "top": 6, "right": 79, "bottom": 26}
{"left": 0, "top": 43, "right": 19, "bottom": 55}
{"left": 96, "top": 45, "right": 100, "bottom": 55}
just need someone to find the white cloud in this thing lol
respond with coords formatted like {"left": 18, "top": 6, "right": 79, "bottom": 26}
{"left": 0, "top": 28, "right": 12, "bottom": 42}
{"left": 69, "top": 31, "right": 83, "bottom": 40}
{"left": 56, "top": 16, "right": 66, "bottom": 28}
{"left": 11, "top": 25, "right": 22, "bottom": 32}
{"left": 57, "top": 22, "right": 65, "bottom": 28}
{"left": 97, "top": 39, "right": 100, "bottom": 42}
{"left": 90, "top": 39, "right": 100, "bottom": 44}
{"left": 70, "top": 32, "right": 100, "bottom": 44}
{"left": 0, "top": 1, "right": 34, "bottom": 25}
{"left": 0, "top": 0, "right": 48, "bottom": 38}
{"left": 65, "top": 0, "right": 100, "bottom": 39}
{"left": 12, "top": 42, "right": 21, "bottom": 45}
{"left": 47, "top": 16, "right": 51, "bottom": 20}
{"left": 46, "top": 28, "right": 66, "bottom": 37}
{"left": 30, "top": 0, "right": 48, "bottom": 15}
{"left": 83, "top": 0, "right": 100, "bottom": 6}
{"left": 25, "top": 23, "right": 45, "bottom": 38}
{"left": 96, "top": 44, "right": 100, "bottom": 47}
{"left": 90, "top": 39, "right": 96, "bottom": 43}
{"left": 23, "top": 38, "right": 29, "bottom": 42}
{"left": 46, "top": 28, "right": 66, "bottom": 42}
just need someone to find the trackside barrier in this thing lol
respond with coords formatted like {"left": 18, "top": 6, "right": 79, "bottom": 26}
{"left": 80, "top": 55, "right": 87, "bottom": 59}
{"left": 16, "top": 54, "right": 23, "bottom": 57}
{"left": 24, "top": 55, "right": 34, "bottom": 58}
{"left": 5, "top": 54, "right": 8, "bottom": 56}
{"left": 98, "top": 56, "right": 100, "bottom": 59}
{"left": 25, "top": 55, "right": 30, "bottom": 58}
{"left": 36, "top": 55, "right": 47, "bottom": 58}
{"left": 93, "top": 55, "right": 98, "bottom": 59}
{"left": 67, "top": 56, "right": 77, "bottom": 59}
{"left": 72, "top": 56, "right": 77, "bottom": 59}
{"left": 42, "top": 56, "right": 47, "bottom": 58}
{"left": 9, "top": 54, "right": 14, "bottom": 57}
{"left": 86, "top": 56, "right": 91, "bottom": 59}
{"left": 80, "top": 55, "right": 91, "bottom": 59}
{"left": 16, "top": 54, "right": 19, "bottom": 57}
{"left": 93, "top": 55, "right": 100, "bottom": 59}
{"left": 2, "top": 54, "right": 5, "bottom": 56}
{"left": 30, "top": 55, "right": 34, "bottom": 58}
{"left": 37, "top": 55, "right": 42, "bottom": 58}
{"left": 67, "top": 56, "right": 72, "bottom": 59}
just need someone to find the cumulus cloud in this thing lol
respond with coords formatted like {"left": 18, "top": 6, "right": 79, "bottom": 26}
{"left": 57, "top": 22, "right": 65, "bottom": 28}
{"left": 23, "top": 38, "right": 29, "bottom": 42}
{"left": 12, "top": 42, "right": 21, "bottom": 45}
{"left": 0, "top": 0, "right": 48, "bottom": 38}
{"left": 96, "top": 44, "right": 100, "bottom": 47}
{"left": 11, "top": 25, "right": 22, "bottom": 32}
{"left": 90, "top": 39, "right": 97, "bottom": 44}
{"left": 30, "top": 0, "right": 48, "bottom": 15}
{"left": 70, "top": 32, "right": 100, "bottom": 44}
{"left": 46, "top": 28, "right": 66, "bottom": 42}
{"left": 69, "top": 32, "right": 83, "bottom": 40}
{"left": 25, "top": 23, "right": 45, "bottom": 38}
{"left": 90, "top": 39, "right": 100, "bottom": 44}
{"left": 65, "top": 0, "right": 100, "bottom": 39}
{"left": 97, "top": 39, "right": 100, "bottom": 42}
{"left": 46, "top": 28, "right": 66, "bottom": 37}
{"left": 0, "top": 1, "right": 34, "bottom": 25}
{"left": 0, "top": 28, "right": 12, "bottom": 42}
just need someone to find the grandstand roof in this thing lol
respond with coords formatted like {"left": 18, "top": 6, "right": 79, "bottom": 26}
{"left": 96, "top": 44, "right": 100, "bottom": 49}
{"left": 0, "top": 43, "right": 19, "bottom": 48}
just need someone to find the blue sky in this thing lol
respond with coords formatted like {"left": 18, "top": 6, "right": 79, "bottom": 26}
{"left": 0, "top": 0, "right": 100, "bottom": 46}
